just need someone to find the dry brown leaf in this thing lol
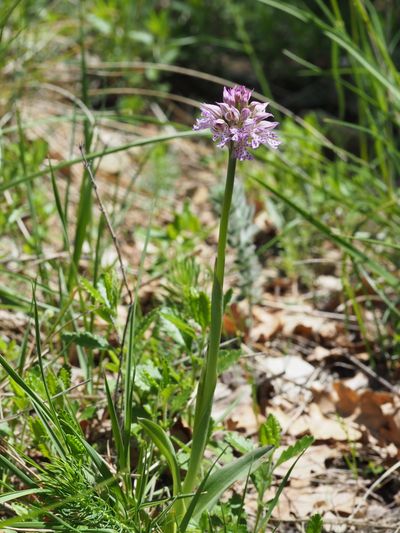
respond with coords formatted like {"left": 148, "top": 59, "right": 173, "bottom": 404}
{"left": 289, "top": 403, "right": 362, "bottom": 441}
{"left": 333, "top": 382, "right": 400, "bottom": 447}
{"left": 268, "top": 484, "right": 364, "bottom": 520}
{"left": 250, "top": 306, "right": 282, "bottom": 342}
{"left": 334, "top": 381, "right": 360, "bottom": 417}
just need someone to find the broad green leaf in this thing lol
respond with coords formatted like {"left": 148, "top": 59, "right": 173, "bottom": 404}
{"left": 161, "top": 312, "right": 196, "bottom": 339}
{"left": 138, "top": 418, "right": 181, "bottom": 496}
{"left": 224, "top": 432, "right": 254, "bottom": 454}
{"left": 191, "top": 445, "right": 273, "bottom": 521}
{"left": 135, "top": 360, "right": 162, "bottom": 392}
{"left": 217, "top": 349, "right": 242, "bottom": 374}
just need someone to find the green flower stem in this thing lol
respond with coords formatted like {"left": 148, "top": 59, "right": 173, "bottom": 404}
{"left": 183, "top": 145, "right": 237, "bottom": 494}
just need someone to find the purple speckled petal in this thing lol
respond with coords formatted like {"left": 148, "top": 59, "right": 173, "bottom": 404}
{"left": 194, "top": 85, "right": 280, "bottom": 159}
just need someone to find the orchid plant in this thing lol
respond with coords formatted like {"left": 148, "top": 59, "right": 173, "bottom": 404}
{"left": 184, "top": 85, "right": 280, "bottom": 493}
{"left": 140, "top": 86, "right": 282, "bottom": 531}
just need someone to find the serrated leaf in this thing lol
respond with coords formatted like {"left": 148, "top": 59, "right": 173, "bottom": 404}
{"left": 225, "top": 432, "right": 254, "bottom": 454}
{"left": 260, "top": 414, "right": 281, "bottom": 447}
{"left": 276, "top": 435, "right": 314, "bottom": 467}
{"left": 58, "top": 409, "right": 80, "bottom": 434}
{"left": 46, "top": 371, "right": 58, "bottom": 396}
{"left": 217, "top": 349, "right": 242, "bottom": 374}
{"left": 134, "top": 307, "right": 159, "bottom": 341}
{"left": 57, "top": 364, "right": 71, "bottom": 390}
{"left": 189, "top": 289, "right": 210, "bottom": 330}
{"left": 103, "top": 270, "right": 119, "bottom": 311}
{"left": 80, "top": 277, "right": 106, "bottom": 306}
{"left": 135, "top": 360, "right": 162, "bottom": 392}
{"left": 66, "top": 434, "right": 85, "bottom": 455}
{"left": 306, "top": 513, "right": 323, "bottom": 533}
{"left": 61, "top": 331, "right": 109, "bottom": 350}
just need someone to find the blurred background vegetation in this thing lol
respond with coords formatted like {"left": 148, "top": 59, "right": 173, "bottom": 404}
{"left": 2, "top": 0, "right": 400, "bottom": 366}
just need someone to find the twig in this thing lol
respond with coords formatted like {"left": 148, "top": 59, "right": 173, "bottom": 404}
{"left": 351, "top": 459, "right": 400, "bottom": 518}
{"left": 344, "top": 353, "right": 398, "bottom": 393}
{"left": 79, "top": 143, "right": 133, "bottom": 305}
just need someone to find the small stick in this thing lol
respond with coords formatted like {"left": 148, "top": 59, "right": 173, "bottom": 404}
{"left": 79, "top": 143, "right": 133, "bottom": 305}
{"left": 345, "top": 353, "right": 398, "bottom": 393}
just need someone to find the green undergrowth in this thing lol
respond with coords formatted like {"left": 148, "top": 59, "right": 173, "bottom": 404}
{"left": 0, "top": 0, "right": 399, "bottom": 531}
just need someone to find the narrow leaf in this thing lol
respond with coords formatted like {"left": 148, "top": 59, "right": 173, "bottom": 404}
{"left": 191, "top": 445, "right": 273, "bottom": 521}
{"left": 138, "top": 418, "right": 181, "bottom": 495}
{"left": 253, "top": 176, "right": 399, "bottom": 288}
{"left": 0, "top": 488, "right": 46, "bottom": 504}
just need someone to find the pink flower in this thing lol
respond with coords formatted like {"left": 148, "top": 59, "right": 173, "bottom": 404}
{"left": 194, "top": 85, "right": 280, "bottom": 160}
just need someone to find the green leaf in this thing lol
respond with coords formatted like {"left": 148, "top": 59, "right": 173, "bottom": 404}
{"left": 224, "top": 432, "right": 254, "bottom": 454}
{"left": 102, "top": 270, "right": 119, "bottom": 312}
{"left": 260, "top": 448, "right": 309, "bottom": 528}
{"left": 65, "top": 434, "right": 85, "bottom": 455}
{"left": 61, "top": 331, "right": 109, "bottom": 350}
{"left": 0, "top": 354, "right": 66, "bottom": 458}
{"left": 276, "top": 435, "right": 314, "bottom": 468}
{"left": 57, "top": 364, "right": 71, "bottom": 390}
{"left": 161, "top": 312, "right": 196, "bottom": 339}
{"left": 217, "top": 349, "right": 242, "bottom": 374}
{"left": 138, "top": 418, "right": 181, "bottom": 496}
{"left": 80, "top": 277, "right": 106, "bottom": 306}
{"left": 191, "top": 445, "right": 273, "bottom": 522}
{"left": 223, "top": 288, "right": 233, "bottom": 312}
{"left": 135, "top": 360, "right": 162, "bottom": 392}
{"left": 260, "top": 414, "right": 281, "bottom": 447}
{"left": 0, "top": 488, "right": 46, "bottom": 505}
{"left": 0, "top": 455, "right": 36, "bottom": 488}
{"left": 105, "top": 375, "right": 124, "bottom": 470}
{"left": 306, "top": 513, "right": 324, "bottom": 533}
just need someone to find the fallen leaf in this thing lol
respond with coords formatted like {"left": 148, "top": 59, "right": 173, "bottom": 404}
{"left": 290, "top": 403, "right": 362, "bottom": 441}
{"left": 250, "top": 306, "right": 282, "bottom": 343}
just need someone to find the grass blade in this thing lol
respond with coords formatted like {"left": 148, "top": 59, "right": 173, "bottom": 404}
{"left": 252, "top": 175, "right": 399, "bottom": 288}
